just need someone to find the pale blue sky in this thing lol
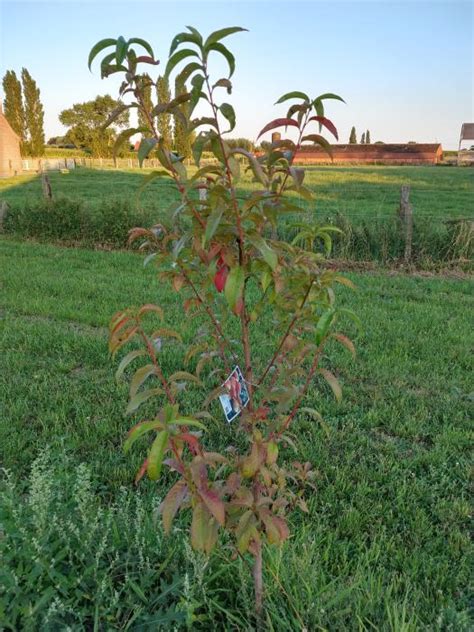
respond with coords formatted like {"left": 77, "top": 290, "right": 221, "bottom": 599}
{"left": 0, "top": 0, "right": 472, "bottom": 148}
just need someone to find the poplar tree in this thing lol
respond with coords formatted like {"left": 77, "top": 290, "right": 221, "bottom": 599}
{"left": 173, "top": 75, "right": 191, "bottom": 158}
{"left": 366, "top": 129, "right": 371, "bottom": 144}
{"left": 21, "top": 68, "right": 45, "bottom": 156}
{"left": 349, "top": 126, "right": 357, "bottom": 144}
{"left": 156, "top": 75, "right": 172, "bottom": 150}
{"left": 360, "top": 132, "right": 366, "bottom": 144}
{"left": 137, "top": 74, "right": 154, "bottom": 131}
{"left": 2, "top": 70, "right": 26, "bottom": 153}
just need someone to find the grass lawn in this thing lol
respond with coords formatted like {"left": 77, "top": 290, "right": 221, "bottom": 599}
{"left": 0, "top": 238, "right": 472, "bottom": 630}
{"left": 1, "top": 164, "right": 473, "bottom": 224}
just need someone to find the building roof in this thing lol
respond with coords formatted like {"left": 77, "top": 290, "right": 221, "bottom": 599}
{"left": 460, "top": 123, "right": 474, "bottom": 142}
{"left": 0, "top": 110, "right": 21, "bottom": 141}
{"left": 297, "top": 143, "right": 442, "bottom": 154}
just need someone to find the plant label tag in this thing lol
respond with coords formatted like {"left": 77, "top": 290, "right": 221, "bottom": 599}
{"left": 219, "top": 365, "right": 250, "bottom": 423}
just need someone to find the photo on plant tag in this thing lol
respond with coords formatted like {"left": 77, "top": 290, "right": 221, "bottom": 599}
{"left": 219, "top": 365, "right": 250, "bottom": 422}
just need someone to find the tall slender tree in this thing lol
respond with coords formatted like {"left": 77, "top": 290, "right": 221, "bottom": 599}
{"left": 173, "top": 75, "right": 191, "bottom": 158}
{"left": 156, "top": 75, "right": 172, "bottom": 150}
{"left": 137, "top": 74, "right": 154, "bottom": 131}
{"left": 21, "top": 68, "right": 45, "bottom": 156}
{"left": 360, "top": 132, "right": 366, "bottom": 144}
{"left": 365, "top": 129, "right": 371, "bottom": 144}
{"left": 2, "top": 70, "right": 26, "bottom": 152}
{"left": 349, "top": 126, "right": 357, "bottom": 144}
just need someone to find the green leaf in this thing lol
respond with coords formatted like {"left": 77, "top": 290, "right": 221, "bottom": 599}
{"left": 177, "top": 61, "right": 203, "bottom": 84}
{"left": 113, "top": 128, "right": 143, "bottom": 159}
{"left": 165, "top": 49, "right": 199, "bottom": 77}
{"left": 315, "top": 308, "right": 336, "bottom": 345}
{"left": 99, "top": 52, "right": 116, "bottom": 78}
{"left": 301, "top": 134, "right": 333, "bottom": 159}
{"left": 115, "top": 349, "right": 147, "bottom": 382}
{"left": 274, "top": 90, "right": 310, "bottom": 104}
{"left": 219, "top": 103, "right": 235, "bottom": 131}
{"left": 314, "top": 92, "right": 346, "bottom": 105}
{"left": 101, "top": 103, "right": 130, "bottom": 130}
{"left": 151, "top": 328, "right": 182, "bottom": 342}
{"left": 123, "top": 419, "right": 165, "bottom": 453}
{"left": 130, "top": 364, "right": 157, "bottom": 398}
{"left": 236, "top": 510, "right": 257, "bottom": 553}
{"left": 128, "top": 37, "right": 154, "bottom": 58}
{"left": 224, "top": 266, "right": 245, "bottom": 312}
{"left": 173, "top": 416, "right": 207, "bottom": 431}
{"left": 299, "top": 407, "right": 330, "bottom": 437}
{"left": 115, "top": 36, "right": 128, "bottom": 65}
{"left": 192, "top": 132, "right": 208, "bottom": 166}
{"left": 203, "top": 204, "right": 224, "bottom": 246}
{"left": 147, "top": 430, "right": 169, "bottom": 480}
{"left": 191, "top": 502, "right": 218, "bottom": 553}
{"left": 338, "top": 308, "right": 363, "bottom": 335}
{"left": 247, "top": 233, "right": 278, "bottom": 270}
{"left": 319, "top": 368, "right": 342, "bottom": 402}
{"left": 230, "top": 148, "right": 268, "bottom": 186}
{"left": 207, "top": 42, "right": 235, "bottom": 77}
{"left": 213, "top": 78, "right": 232, "bottom": 93}
{"left": 169, "top": 31, "right": 202, "bottom": 56}
{"left": 138, "top": 170, "right": 172, "bottom": 196}
{"left": 88, "top": 38, "right": 116, "bottom": 70}
{"left": 138, "top": 138, "right": 157, "bottom": 167}
{"left": 126, "top": 388, "right": 163, "bottom": 415}
{"left": 204, "top": 26, "right": 247, "bottom": 49}
{"left": 312, "top": 93, "right": 345, "bottom": 119}
{"left": 162, "top": 480, "right": 188, "bottom": 534}
{"left": 168, "top": 372, "right": 203, "bottom": 386}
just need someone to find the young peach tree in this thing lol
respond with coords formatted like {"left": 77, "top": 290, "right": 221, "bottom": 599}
{"left": 90, "top": 26, "right": 355, "bottom": 620}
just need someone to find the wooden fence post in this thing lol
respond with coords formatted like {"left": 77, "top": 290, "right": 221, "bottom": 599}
{"left": 0, "top": 201, "right": 9, "bottom": 232}
{"left": 399, "top": 185, "right": 413, "bottom": 262}
{"left": 42, "top": 174, "right": 52, "bottom": 200}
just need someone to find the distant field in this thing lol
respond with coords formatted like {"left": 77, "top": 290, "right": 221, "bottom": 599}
{"left": 0, "top": 238, "right": 472, "bottom": 629}
{"left": 1, "top": 164, "right": 473, "bottom": 223}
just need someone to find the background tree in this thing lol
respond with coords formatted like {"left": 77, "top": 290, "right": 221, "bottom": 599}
{"left": 156, "top": 75, "right": 172, "bottom": 150}
{"left": 366, "top": 129, "right": 371, "bottom": 144}
{"left": 2, "top": 70, "right": 26, "bottom": 153}
{"left": 137, "top": 74, "right": 153, "bottom": 131}
{"left": 59, "top": 95, "right": 129, "bottom": 157}
{"left": 173, "top": 75, "right": 191, "bottom": 158}
{"left": 360, "top": 132, "right": 366, "bottom": 144}
{"left": 21, "top": 68, "right": 45, "bottom": 156}
{"left": 349, "top": 126, "right": 357, "bottom": 144}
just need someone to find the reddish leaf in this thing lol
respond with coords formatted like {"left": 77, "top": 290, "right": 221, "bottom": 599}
{"left": 308, "top": 116, "right": 338, "bottom": 140}
{"left": 241, "top": 443, "right": 265, "bottom": 478}
{"left": 199, "top": 486, "right": 225, "bottom": 526}
{"left": 136, "top": 55, "right": 160, "bottom": 64}
{"left": 257, "top": 118, "right": 299, "bottom": 140}
{"left": 179, "top": 432, "right": 200, "bottom": 454}
{"left": 135, "top": 458, "right": 148, "bottom": 485}
{"left": 163, "top": 458, "right": 185, "bottom": 474}
{"left": 162, "top": 479, "right": 188, "bottom": 533}
{"left": 214, "top": 264, "right": 229, "bottom": 293}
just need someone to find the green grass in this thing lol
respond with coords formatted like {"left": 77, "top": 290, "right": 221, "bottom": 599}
{"left": 2, "top": 165, "right": 473, "bottom": 264}
{"left": 0, "top": 238, "right": 472, "bottom": 629}
{"left": 1, "top": 164, "right": 473, "bottom": 222}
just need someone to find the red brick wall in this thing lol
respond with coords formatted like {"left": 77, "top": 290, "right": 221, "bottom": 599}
{"left": 0, "top": 113, "right": 22, "bottom": 177}
{"left": 293, "top": 144, "right": 443, "bottom": 165}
